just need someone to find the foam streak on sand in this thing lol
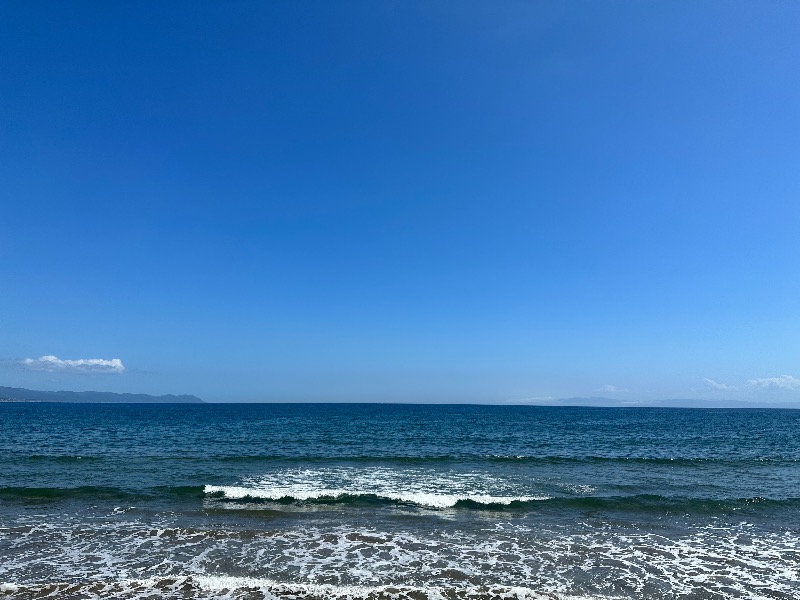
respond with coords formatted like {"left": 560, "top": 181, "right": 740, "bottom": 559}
{"left": 0, "top": 576, "right": 565, "bottom": 600}
{"left": 192, "top": 576, "right": 560, "bottom": 600}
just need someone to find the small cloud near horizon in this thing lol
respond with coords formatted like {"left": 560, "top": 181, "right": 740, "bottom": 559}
{"left": 703, "top": 378, "right": 736, "bottom": 391}
{"left": 596, "top": 384, "right": 627, "bottom": 393}
{"left": 746, "top": 375, "right": 800, "bottom": 391}
{"left": 21, "top": 355, "right": 126, "bottom": 374}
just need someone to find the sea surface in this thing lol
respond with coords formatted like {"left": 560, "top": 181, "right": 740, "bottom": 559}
{"left": 1, "top": 403, "right": 798, "bottom": 599}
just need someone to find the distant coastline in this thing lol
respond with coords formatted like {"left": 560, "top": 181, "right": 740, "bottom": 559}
{"left": 506, "top": 396, "right": 800, "bottom": 409}
{"left": 0, "top": 385, "right": 203, "bottom": 404}
{"left": 1, "top": 387, "right": 797, "bottom": 408}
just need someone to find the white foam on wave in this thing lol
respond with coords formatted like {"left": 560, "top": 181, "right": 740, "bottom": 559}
{"left": 204, "top": 484, "right": 546, "bottom": 508}
{"left": 204, "top": 466, "right": 548, "bottom": 509}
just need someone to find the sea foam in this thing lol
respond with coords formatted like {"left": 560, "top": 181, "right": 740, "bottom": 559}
{"left": 204, "top": 466, "right": 548, "bottom": 509}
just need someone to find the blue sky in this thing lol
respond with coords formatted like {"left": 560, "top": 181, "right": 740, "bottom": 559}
{"left": 1, "top": 2, "right": 799, "bottom": 402}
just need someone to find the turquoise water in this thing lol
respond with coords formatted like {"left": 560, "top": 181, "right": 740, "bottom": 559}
{"left": 1, "top": 403, "right": 799, "bottom": 599}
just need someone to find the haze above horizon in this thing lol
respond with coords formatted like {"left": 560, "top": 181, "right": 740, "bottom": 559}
{"left": 1, "top": 2, "right": 798, "bottom": 403}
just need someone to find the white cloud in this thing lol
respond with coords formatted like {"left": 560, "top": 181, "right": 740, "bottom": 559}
{"left": 21, "top": 355, "right": 126, "bottom": 374}
{"left": 703, "top": 378, "right": 735, "bottom": 391}
{"left": 596, "top": 384, "right": 627, "bottom": 393}
{"left": 746, "top": 375, "right": 800, "bottom": 391}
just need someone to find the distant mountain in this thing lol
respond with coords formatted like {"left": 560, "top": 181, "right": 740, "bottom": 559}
{"left": 0, "top": 385, "right": 203, "bottom": 404}
{"left": 514, "top": 396, "right": 800, "bottom": 409}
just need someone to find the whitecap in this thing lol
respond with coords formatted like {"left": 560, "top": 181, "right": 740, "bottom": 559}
{"left": 204, "top": 466, "right": 548, "bottom": 509}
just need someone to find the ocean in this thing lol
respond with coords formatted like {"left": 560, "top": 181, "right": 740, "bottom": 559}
{"left": 0, "top": 402, "right": 798, "bottom": 599}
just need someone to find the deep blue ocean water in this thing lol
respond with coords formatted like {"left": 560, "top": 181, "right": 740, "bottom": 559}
{"left": 1, "top": 403, "right": 798, "bottom": 599}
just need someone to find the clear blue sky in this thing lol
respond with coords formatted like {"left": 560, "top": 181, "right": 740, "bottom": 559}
{"left": 1, "top": 2, "right": 799, "bottom": 402}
